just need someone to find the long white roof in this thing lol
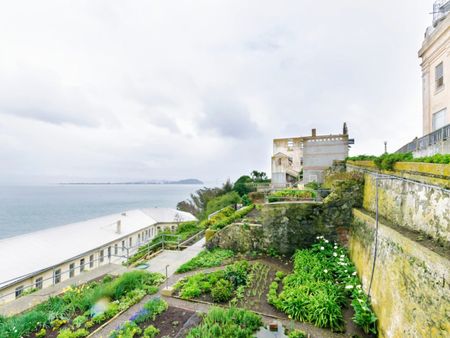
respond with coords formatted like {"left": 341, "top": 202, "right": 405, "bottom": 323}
{"left": 0, "top": 208, "right": 196, "bottom": 289}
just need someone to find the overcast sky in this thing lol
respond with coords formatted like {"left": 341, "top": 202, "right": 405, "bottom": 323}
{"left": 0, "top": 0, "right": 436, "bottom": 184}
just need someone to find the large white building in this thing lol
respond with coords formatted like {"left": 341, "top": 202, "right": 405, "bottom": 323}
{"left": 271, "top": 125, "right": 352, "bottom": 185}
{"left": 0, "top": 208, "right": 196, "bottom": 305}
{"left": 420, "top": 0, "right": 450, "bottom": 135}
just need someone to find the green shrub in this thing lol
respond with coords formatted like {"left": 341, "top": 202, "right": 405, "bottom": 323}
{"left": 352, "top": 293, "right": 377, "bottom": 334}
{"left": 36, "top": 328, "right": 47, "bottom": 338}
{"left": 143, "top": 325, "right": 160, "bottom": 338}
{"left": 176, "top": 248, "right": 235, "bottom": 273}
{"left": 268, "top": 189, "right": 316, "bottom": 202}
{"left": 72, "top": 315, "right": 87, "bottom": 328}
{"left": 224, "top": 260, "right": 250, "bottom": 287}
{"left": 288, "top": 329, "right": 307, "bottom": 338}
{"left": 203, "top": 205, "right": 255, "bottom": 230}
{"left": 304, "top": 181, "right": 321, "bottom": 190}
{"left": 57, "top": 328, "right": 89, "bottom": 338}
{"left": 109, "top": 321, "right": 142, "bottom": 338}
{"left": 211, "top": 279, "right": 233, "bottom": 302}
{"left": 347, "top": 152, "right": 450, "bottom": 169}
{"left": 186, "top": 307, "right": 262, "bottom": 338}
{"left": 205, "top": 191, "right": 241, "bottom": 217}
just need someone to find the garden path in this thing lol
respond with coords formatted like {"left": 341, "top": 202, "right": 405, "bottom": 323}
{"left": 0, "top": 263, "right": 128, "bottom": 317}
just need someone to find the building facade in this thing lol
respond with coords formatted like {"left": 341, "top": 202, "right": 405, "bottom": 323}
{"left": 0, "top": 208, "right": 196, "bottom": 305}
{"left": 420, "top": 1, "right": 450, "bottom": 135}
{"left": 271, "top": 124, "right": 352, "bottom": 186}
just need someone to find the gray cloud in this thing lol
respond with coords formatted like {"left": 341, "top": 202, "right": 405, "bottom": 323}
{"left": 199, "top": 94, "right": 261, "bottom": 139}
{"left": 0, "top": 0, "right": 435, "bottom": 183}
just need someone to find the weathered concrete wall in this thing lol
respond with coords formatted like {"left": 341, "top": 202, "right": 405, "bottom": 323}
{"left": 359, "top": 170, "right": 450, "bottom": 248}
{"left": 208, "top": 203, "right": 341, "bottom": 256}
{"left": 350, "top": 209, "right": 450, "bottom": 338}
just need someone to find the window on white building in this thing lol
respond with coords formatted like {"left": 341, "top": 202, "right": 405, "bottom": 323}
{"left": 114, "top": 243, "right": 118, "bottom": 255}
{"left": 80, "top": 258, "right": 85, "bottom": 272}
{"left": 35, "top": 277, "right": 43, "bottom": 290}
{"left": 69, "top": 263, "right": 75, "bottom": 278}
{"left": 432, "top": 108, "right": 447, "bottom": 131}
{"left": 436, "top": 62, "right": 444, "bottom": 89}
{"left": 15, "top": 286, "right": 24, "bottom": 299}
{"left": 89, "top": 254, "right": 94, "bottom": 268}
{"left": 54, "top": 269, "right": 61, "bottom": 284}
{"left": 99, "top": 250, "right": 104, "bottom": 263}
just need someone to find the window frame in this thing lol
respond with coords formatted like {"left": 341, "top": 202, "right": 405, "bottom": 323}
{"left": 54, "top": 269, "right": 61, "bottom": 284}
{"left": 435, "top": 62, "right": 444, "bottom": 90}
{"left": 35, "top": 277, "right": 43, "bottom": 290}
{"left": 69, "top": 263, "right": 75, "bottom": 278}
{"left": 80, "top": 258, "right": 85, "bottom": 272}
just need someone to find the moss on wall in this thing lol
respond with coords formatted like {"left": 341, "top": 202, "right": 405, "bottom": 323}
{"left": 260, "top": 203, "right": 335, "bottom": 255}
{"left": 350, "top": 209, "right": 450, "bottom": 338}
{"left": 362, "top": 172, "right": 450, "bottom": 248}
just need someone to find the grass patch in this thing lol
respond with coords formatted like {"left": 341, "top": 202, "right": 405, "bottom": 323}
{"left": 176, "top": 248, "right": 235, "bottom": 273}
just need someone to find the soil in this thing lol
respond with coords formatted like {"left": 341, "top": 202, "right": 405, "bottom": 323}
{"left": 135, "top": 306, "right": 198, "bottom": 337}
{"left": 171, "top": 256, "right": 374, "bottom": 338}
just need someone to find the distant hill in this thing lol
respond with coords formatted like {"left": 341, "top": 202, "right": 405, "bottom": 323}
{"left": 60, "top": 178, "right": 204, "bottom": 185}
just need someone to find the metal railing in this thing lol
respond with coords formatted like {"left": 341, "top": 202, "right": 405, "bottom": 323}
{"left": 396, "top": 123, "right": 450, "bottom": 154}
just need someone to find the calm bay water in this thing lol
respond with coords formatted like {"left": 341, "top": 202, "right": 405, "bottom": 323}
{"left": 0, "top": 184, "right": 201, "bottom": 240}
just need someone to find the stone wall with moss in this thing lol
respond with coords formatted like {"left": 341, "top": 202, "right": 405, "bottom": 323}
{"left": 350, "top": 209, "right": 450, "bottom": 338}
{"left": 208, "top": 203, "right": 343, "bottom": 256}
{"left": 355, "top": 170, "right": 450, "bottom": 248}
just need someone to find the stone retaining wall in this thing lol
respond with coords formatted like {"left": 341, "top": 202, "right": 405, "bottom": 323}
{"left": 350, "top": 209, "right": 450, "bottom": 338}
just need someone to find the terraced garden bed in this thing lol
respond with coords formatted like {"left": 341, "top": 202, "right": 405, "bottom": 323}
{"left": 170, "top": 242, "right": 376, "bottom": 337}
{"left": 109, "top": 298, "right": 200, "bottom": 338}
{"left": 0, "top": 271, "right": 164, "bottom": 338}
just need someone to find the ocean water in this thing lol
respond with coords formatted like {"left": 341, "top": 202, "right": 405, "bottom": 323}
{"left": 0, "top": 184, "right": 202, "bottom": 240}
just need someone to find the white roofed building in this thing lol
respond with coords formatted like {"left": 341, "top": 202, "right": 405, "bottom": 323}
{"left": 0, "top": 208, "right": 196, "bottom": 305}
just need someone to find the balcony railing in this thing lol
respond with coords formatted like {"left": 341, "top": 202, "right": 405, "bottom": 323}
{"left": 396, "top": 123, "right": 450, "bottom": 154}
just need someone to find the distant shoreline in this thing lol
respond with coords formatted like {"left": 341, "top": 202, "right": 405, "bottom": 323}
{"left": 59, "top": 179, "right": 204, "bottom": 185}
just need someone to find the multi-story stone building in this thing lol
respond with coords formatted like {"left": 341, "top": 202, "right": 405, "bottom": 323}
{"left": 420, "top": 0, "right": 450, "bottom": 135}
{"left": 397, "top": 1, "right": 450, "bottom": 155}
{"left": 271, "top": 124, "right": 352, "bottom": 186}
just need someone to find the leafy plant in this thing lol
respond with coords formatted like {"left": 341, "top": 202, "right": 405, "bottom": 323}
{"left": 57, "top": 328, "right": 89, "bottom": 338}
{"left": 72, "top": 315, "right": 87, "bottom": 328}
{"left": 268, "top": 189, "right": 316, "bottom": 202}
{"left": 186, "top": 307, "right": 262, "bottom": 338}
{"left": 211, "top": 279, "right": 233, "bottom": 302}
{"left": 288, "top": 329, "right": 307, "bottom": 338}
{"left": 143, "top": 325, "right": 160, "bottom": 338}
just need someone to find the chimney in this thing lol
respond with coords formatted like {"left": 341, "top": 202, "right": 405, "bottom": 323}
{"left": 116, "top": 220, "right": 121, "bottom": 234}
{"left": 311, "top": 128, "right": 317, "bottom": 137}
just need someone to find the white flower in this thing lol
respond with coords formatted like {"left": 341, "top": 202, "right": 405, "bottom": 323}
{"left": 324, "top": 239, "right": 329, "bottom": 243}
{"left": 352, "top": 271, "right": 357, "bottom": 276}
{"left": 324, "top": 269, "right": 328, "bottom": 273}
{"left": 356, "top": 285, "right": 361, "bottom": 288}
{"left": 320, "top": 246, "right": 324, "bottom": 250}
{"left": 333, "top": 246, "right": 337, "bottom": 249}
{"left": 316, "top": 236, "right": 320, "bottom": 239}
{"left": 333, "top": 252, "right": 337, "bottom": 257}
{"left": 345, "top": 285, "right": 354, "bottom": 289}
{"left": 344, "top": 270, "right": 348, "bottom": 273}
{"left": 340, "top": 255, "right": 345, "bottom": 258}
